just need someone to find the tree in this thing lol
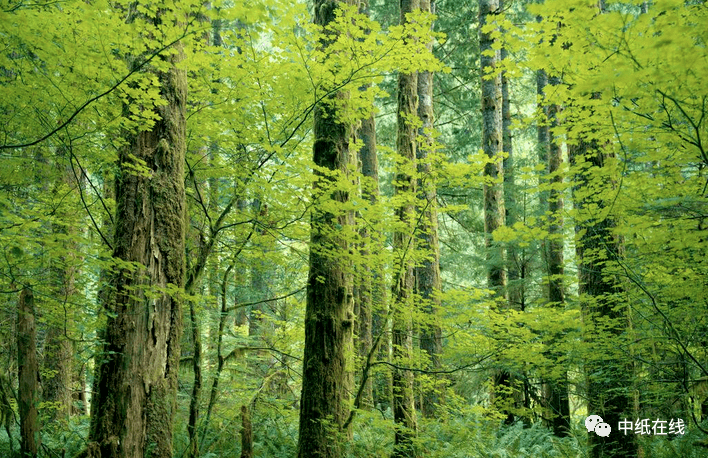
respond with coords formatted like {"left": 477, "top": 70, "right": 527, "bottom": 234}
{"left": 390, "top": 1, "right": 420, "bottom": 456}
{"left": 537, "top": 68, "right": 571, "bottom": 437}
{"left": 571, "top": 131, "right": 637, "bottom": 458}
{"left": 87, "top": 3, "right": 188, "bottom": 457}
{"left": 18, "top": 287, "right": 40, "bottom": 458}
{"left": 355, "top": 0, "right": 379, "bottom": 410}
{"left": 297, "top": 0, "right": 358, "bottom": 456}
{"left": 415, "top": 0, "right": 444, "bottom": 419}
{"left": 479, "top": 0, "right": 518, "bottom": 424}
{"left": 534, "top": 11, "right": 571, "bottom": 428}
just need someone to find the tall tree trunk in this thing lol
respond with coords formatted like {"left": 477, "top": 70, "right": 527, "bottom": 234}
{"left": 392, "top": 0, "right": 419, "bottom": 455}
{"left": 297, "top": 1, "right": 356, "bottom": 456}
{"left": 500, "top": 20, "right": 529, "bottom": 419}
{"left": 356, "top": 28, "right": 377, "bottom": 407}
{"left": 480, "top": 0, "right": 515, "bottom": 424}
{"left": 18, "top": 287, "right": 40, "bottom": 458}
{"left": 88, "top": 14, "right": 187, "bottom": 458}
{"left": 502, "top": 38, "right": 522, "bottom": 315}
{"left": 356, "top": 27, "right": 389, "bottom": 407}
{"left": 570, "top": 123, "right": 637, "bottom": 458}
{"left": 44, "top": 149, "right": 80, "bottom": 423}
{"left": 537, "top": 70, "right": 571, "bottom": 436}
{"left": 415, "top": 0, "right": 443, "bottom": 419}
{"left": 479, "top": 0, "right": 505, "bottom": 296}
{"left": 571, "top": 2, "right": 635, "bottom": 455}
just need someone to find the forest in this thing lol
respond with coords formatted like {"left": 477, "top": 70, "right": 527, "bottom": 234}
{"left": 0, "top": 0, "right": 707, "bottom": 457}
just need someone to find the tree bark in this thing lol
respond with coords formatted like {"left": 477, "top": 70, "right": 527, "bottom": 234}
{"left": 18, "top": 287, "right": 40, "bottom": 458}
{"left": 356, "top": 77, "right": 376, "bottom": 409}
{"left": 392, "top": 0, "right": 419, "bottom": 455}
{"left": 415, "top": 0, "right": 443, "bottom": 419}
{"left": 44, "top": 148, "right": 80, "bottom": 423}
{"left": 570, "top": 125, "right": 637, "bottom": 458}
{"left": 480, "top": 0, "right": 516, "bottom": 424}
{"left": 187, "top": 297, "right": 202, "bottom": 458}
{"left": 297, "top": 1, "right": 356, "bottom": 456}
{"left": 537, "top": 69, "right": 571, "bottom": 436}
{"left": 239, "top": 405, "right": 253, "bottom": 458}
{"left": 88, "top": 13, "right": 187, "bottom": 458}
{"left": 356, "top": 0, "right": 389, "bottom": 411}
{"left": 479, "top": 0, "right": 506, "bottom": 295}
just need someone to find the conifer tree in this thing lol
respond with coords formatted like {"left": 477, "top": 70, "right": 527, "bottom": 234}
{"left": 392, "top": 0, "right": 420, "bottom": 454}
{"left": 537, "top": 68, "right": 571, "bottom": 437}
{"left": 416, "top": 0, "right": 443, "bottom": 419}
{"left": 297, "top": 1, "right": 358, "bottom": 456}
{"left": 87, "top": 4, "right": 188, "bottom": 457}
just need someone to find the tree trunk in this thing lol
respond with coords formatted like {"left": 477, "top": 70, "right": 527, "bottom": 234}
{"left": 202, "top": 263, "right": 234, "bottom": 446}
{"left": 187, "top": 297, "right": 202, "bottom": 458}
{"left": 480, "top": 0, "right": 515, "bottom": 424}
{"left": 297, "top": 1, "right": 356, "bottom": 456}
{"left": 392, "top": 1, "right": 419, "bottom": 455}
{"left": 479, "top": 0, "right": 505, "bottom": 295}
{"left": 415, "top": 0, "right": 443, "bottom": 419}
{"left": 538, "top": 69, "right": 571, "bottom": 436}
{"left": 88, "top": 17, "right": 187, "bottom": 458}
{"left": 44, "top": 148, "right": 80, "bottom": 423}
{"left": 502, "top": 44, "right": 522, "bottom": 314}
{"left": 18, "top": 287, "right": 40, "bottom": 458}
{"left": 239, "top": 405, "right": 253, "bottom": 458}
{"left": 571, "top": 130, "right": 637, "bottom": 458}
{"left": 0, "top": 373, "right": 15, "bottom": 454}
{"left": 356, "top": 72, "right": 376, "bottom": 409}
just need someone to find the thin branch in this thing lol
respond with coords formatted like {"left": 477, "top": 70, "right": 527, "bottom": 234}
{"left": 225, "top": 287, "right": 305, "bottom": 313}
{"left": 1, "top": 29, "right": 201, "bottom": 150}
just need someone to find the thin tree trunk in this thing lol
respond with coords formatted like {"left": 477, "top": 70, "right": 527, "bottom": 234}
{"left": 392, "top": 1, "right": 419, "bottom": 455}
{"left": 18, "top": 287, "right": 40, "bottom": 458}
{"left": 187, "top": 297, "right": 202, "bottom": 458}
{"left": 500, "top": 23, "right": 529, "bottom": 419}
{"left": 88, "top": 15, "right": 187, "bottom": 458}
{"left": 201, "top": 262, "right": 234, "bottom": 446}
{"left": 415, "top": 0, "right": 443, "bottom": 419}
{"left": 502, "top": 47, "right": 523, "bottom": 312}
{"left": 297, "top": 2, "right": 356, "bottom": 456}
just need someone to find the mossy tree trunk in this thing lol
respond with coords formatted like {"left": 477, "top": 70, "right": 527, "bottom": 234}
{"left": 480, "top": 0, "right": 518, "bottom": 424}
{"left": 297, "top": 1, "right": 357, "bottom": 456}
{"left": 571, "top": 136, "right": 637, "bottom": 457}
{"left": 87, "top": 9, "right": 187, "bottom": 458}
{"left": 537, "top": 70, "right": 571, "bottom": 436}
{"left": 18, "top": 287, "right": 40, "bottom": 458}
{"left": 356, "top": 17, "right": 377, "bottom": 406}
{"left": 392, "top": 0, "right": 419, "bottom": 455}
{"left": 415, "top": 0, "right": 443, "bottom": 419}
{"left": 44, "top": 148, "right": 80, "bottom": 423}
